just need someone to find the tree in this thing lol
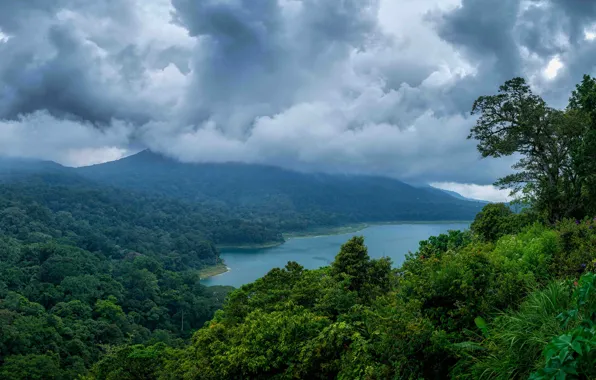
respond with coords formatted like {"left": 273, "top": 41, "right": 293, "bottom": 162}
{"left": 0, "top": 353, "right": 63, "bottom": 380}
{"left": 88, "top": 344, "right": 167, "bottom": 380}
{"left": 568, "top": 74, "right": 596, "bottom": 216}
{"left": 471, "top": 203, "right": 515, "bottom": 242}
{"left": 331, "top": 236, "right": 371, "bottom": 292}
{"left": 469, "top": 77, "right": 587, "bottom": 222}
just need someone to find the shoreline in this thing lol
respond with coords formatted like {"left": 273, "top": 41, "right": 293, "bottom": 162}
{"left": 284, "top": 220, "right": 472, "bottom": 239}
{"left": 283, "top": 224, "right": 368, "bottom": 239}
{"left": 199, "top": 263, "right": 230, "bottom": 279}
{"left": 202, "top": 220, "right": 472, "bottom": 280}
{"left": 217, "top": 220, "right": 472, "bottom": 249}
{"left": 216, "top": 241, "right": 285, "bottom": 250}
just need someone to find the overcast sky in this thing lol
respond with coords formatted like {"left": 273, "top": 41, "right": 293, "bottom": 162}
{"left": 1, "top": 0, "right": 595, "bottom": 201}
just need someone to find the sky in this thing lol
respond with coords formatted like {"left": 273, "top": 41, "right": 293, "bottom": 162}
{"left": 1, "top": 0, "right": 596, "bottom": 201}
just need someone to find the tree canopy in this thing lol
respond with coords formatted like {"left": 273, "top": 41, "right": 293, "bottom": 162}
{"left": 469, "top": 76, "right": 596, "bottom": 223}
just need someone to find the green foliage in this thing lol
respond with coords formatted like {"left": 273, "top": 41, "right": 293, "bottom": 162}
{"left": 87, "top": 343, "right": 169, "bottom": 380}
{"left": 568, "top": 75, "right": 596, "bottom": 217}
{"left": 0, "top": 174, "right": 283, "bottom": 253}
{"left": 453, "top": 281, "right": 574, "bottom": 379}
{"left": 157, "top": 241, "right": 395, "bottom": 380}
{"left": 490, "top": 224, "right": 559, "bottom": 285}
{"left": 531, "top": 273, "right": 596, "bottom": 379}
{"left": 121, "top": 216, "right": 596, "bottom": 380}
{"left": 417, "top": 229, "right": 472, "bottom": 257}
{"left": 7, "top": 198, "right": 596, "bottom": 379}
{"left": 0, "top": 352, "right": 64, "bottom": 380}
{"left": 550, "top": 218, "right": 596, "bottom": 278}
{"left": 330, "top": 236, "right": 392, "bottom": 297}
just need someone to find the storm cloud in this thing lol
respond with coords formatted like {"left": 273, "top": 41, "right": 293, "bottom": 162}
{"left": 1, "top": 0, "right": 596, "bottom": 190}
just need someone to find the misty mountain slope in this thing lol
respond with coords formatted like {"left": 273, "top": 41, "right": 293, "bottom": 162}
{"left": 77, "top": 150, "right": 484, "bottom": 225}
{"left": 0, "top": 157, "right": 69, "bottom": 181}
{"left": 0, "top": 165, "right": 284, "bottom": 250}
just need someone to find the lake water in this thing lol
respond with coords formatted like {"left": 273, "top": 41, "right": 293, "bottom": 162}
{"left": 202, "top": 222, "right": 470, "bottom": 288}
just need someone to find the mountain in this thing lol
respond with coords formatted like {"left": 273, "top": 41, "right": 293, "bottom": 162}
{"left": 0, "top": 156, "right": 67, "bottom": 181}
{"left": 76, "top": 150, "right": 484, "bottom": 227}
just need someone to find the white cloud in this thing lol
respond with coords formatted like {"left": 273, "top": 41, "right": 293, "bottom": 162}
{"left": 0, "top": 111, "right": 132, "bottom": 166}
{"left": 430, "top": 182, "right": 512, "bottom": 202}
{"left": 63, "top": 147, "right": 129, "bottom": 167}
{"left": 543, "top": 55, "right": 564, "bottom": 80}
{"left": 0, "top": 30, "right": 9, "bottom": 43}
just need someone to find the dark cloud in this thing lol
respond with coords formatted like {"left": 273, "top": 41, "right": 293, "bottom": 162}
{"left": 0, "top": 24, "right": 148, "bottom": 125}
{"left": 2, "top": 0, "right": 596, "bottom": 188}
{"left": 436, "top": 0, "right": 521, "bottom": 78}
{"left": 548, "top": 0, "right": 596, "bottom": 44}
{"left": 0, "top": 0, "right": 183, "bottom": 125}
{"left": 171, "top": 0, "right": 381, "bottom": 131}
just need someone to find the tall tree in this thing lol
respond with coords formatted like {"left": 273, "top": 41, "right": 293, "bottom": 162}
{"left": 568, "top": 74, "right": 596, "bottom": 215}
{"left": 469, "top": 77, "right": 586, "bottom": 222}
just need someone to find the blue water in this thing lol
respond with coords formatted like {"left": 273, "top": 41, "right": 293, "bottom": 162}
{"left": 202, "top": 222, "right": 470, "bottom": 287}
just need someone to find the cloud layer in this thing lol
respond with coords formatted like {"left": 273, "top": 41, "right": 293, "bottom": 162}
{"left": 1, "top": 0, "right": 596, "bottom": 186}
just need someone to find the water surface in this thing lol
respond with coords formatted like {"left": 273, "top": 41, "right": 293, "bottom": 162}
{"left": 203, "top": 222, "right": 469, "bottom": 287}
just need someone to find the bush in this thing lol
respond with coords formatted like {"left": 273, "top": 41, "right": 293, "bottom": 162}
{"left": 471, "top": 203, "right": 538, "bottom": 242}
{"left": 551, "top": 218, "right": 596, "bottom": 278}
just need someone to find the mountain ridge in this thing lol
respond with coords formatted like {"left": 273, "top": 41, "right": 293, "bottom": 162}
{"left": 0, "top": 151, "right": 485, "bottom": 231}
{"left": 75, "top": 150, "right": 484, "bottom": 226}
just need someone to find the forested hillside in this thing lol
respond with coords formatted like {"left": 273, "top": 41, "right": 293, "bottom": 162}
{"left": 89, "top": 214, "right": 596, "bottom": 379}
{"left": 74, "top": 74, "right": 596, "bottom": 379}
{"left": 0, "top": 172, "right": 284, "bottom": 250}
{"left": 0, "top": 176, "right": 235, "bottom": 379}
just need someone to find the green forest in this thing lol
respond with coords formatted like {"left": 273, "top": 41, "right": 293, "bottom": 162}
{"left": 3, "top": 74, "right": 596, "bottom": 379}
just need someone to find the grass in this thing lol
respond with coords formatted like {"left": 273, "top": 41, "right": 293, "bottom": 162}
{"left": 199, "top": 263, "right": 230, "bottom": 279}
{"left": 454, "top": 281, "right": 573, "bottom": 379}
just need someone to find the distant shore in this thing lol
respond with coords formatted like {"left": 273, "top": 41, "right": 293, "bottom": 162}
{"left": 202, "top": 220, "right": 472, "bottom": 279}
{"left": 216, "top": 241, "right": 285, "bottom": 250}
{"left": 283, "top": 224, "right": 369, "bottom": 239}
{"left": 284, "top": 220, "right": 471, "bottom": 239}
{"left": 214, "top": 220, "right": 472, "bottom": 250}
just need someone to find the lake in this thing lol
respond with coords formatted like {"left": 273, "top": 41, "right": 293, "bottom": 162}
{"left": 202, "top": 222, "right": 470, "bottom": 287}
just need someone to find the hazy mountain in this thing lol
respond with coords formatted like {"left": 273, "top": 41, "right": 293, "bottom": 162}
{"left": 0, "top": 156, "right": 66, "bottom": 178}
{"left": 76, "top": 150, "right": 484, "bottom": 224}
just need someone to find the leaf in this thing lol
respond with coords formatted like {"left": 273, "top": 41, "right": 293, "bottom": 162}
{"left": 474, "top": 316, "right": 488, "bottom": 336}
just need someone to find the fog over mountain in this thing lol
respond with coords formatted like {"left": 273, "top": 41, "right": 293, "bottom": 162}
{"left": 1, "top": 0, "right": 596, "bottom": 201}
